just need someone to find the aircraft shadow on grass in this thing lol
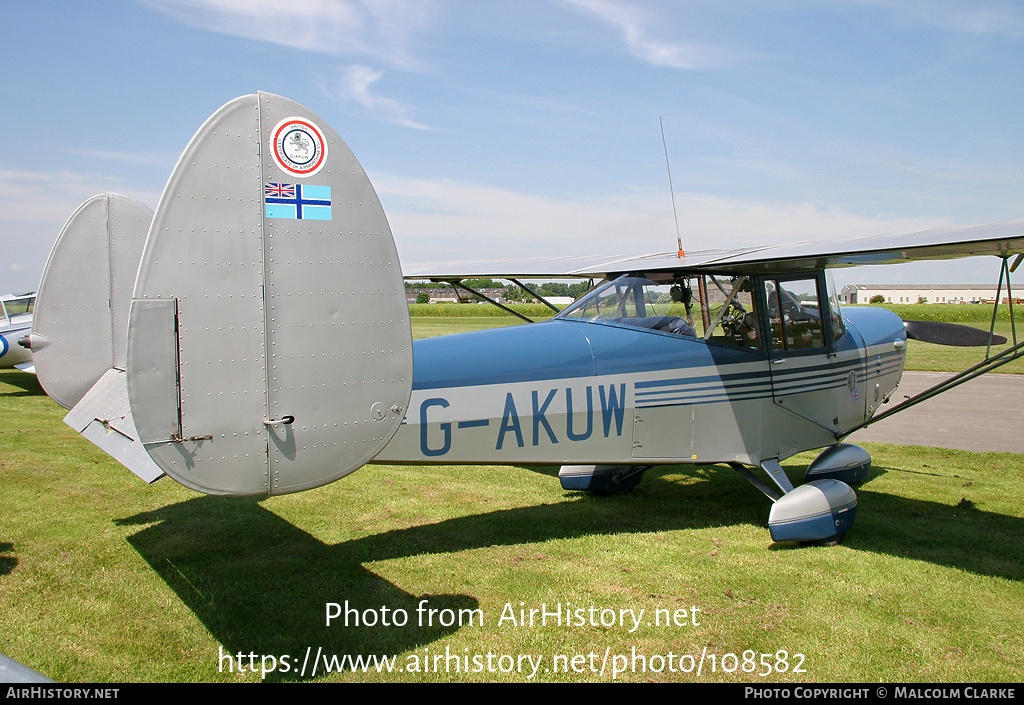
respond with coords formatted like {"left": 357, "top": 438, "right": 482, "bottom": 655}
{"left": 0, "top": 372, "right": 45, "bottom": 397}
{"left": 115, "top": 463, "right": 1023, "bottom": 680}
{"left": 116, "top": 498, "right": 477, "bottom": 682}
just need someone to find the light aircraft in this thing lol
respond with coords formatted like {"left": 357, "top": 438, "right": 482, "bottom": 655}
{"left": 23, "top": 92, "right": 1024, "bottom": 546}
{"left": 0, "top": 292, "right": 35, "bottom": 372}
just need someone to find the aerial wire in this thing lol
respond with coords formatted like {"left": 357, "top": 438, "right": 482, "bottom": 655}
{"left": 660, "top": 116, "right": 693, "bottom": 327}
{"left": 660, "top": 115, "right": 684, "bottom": 257}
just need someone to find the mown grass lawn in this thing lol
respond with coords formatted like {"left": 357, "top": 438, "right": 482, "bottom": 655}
{"left": 1, "top": 361, "right": 1022, "bottom": 683}
{"left": 874, "top": 305, "right": 1024, "bottom": 374}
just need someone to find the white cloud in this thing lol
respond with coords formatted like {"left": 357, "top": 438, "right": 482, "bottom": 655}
{"left": 0, "top": 168, "right": 160, "bottom": 293}
{"left": 142, "top": 1, "right": 441, "bottom": 128}
{"left": 337, "top": 65, "right": 436, "bottom": 130}
{"left": 379, "top": 175, "right": 1009, "bottom": 285}
{"left": 373, "top": 174, "right": 962, "bottom": 282}
{"left": 0, "top": 167, "right": 130, "bottom": 225}
{"left": 141, "top": 0, "right": 437, "bottom": 67}
{"left": 560, "top": 0, "right": 717, "bottom": 69}
{"left": 0, "top": 167, "right": 159, "bottom": 227}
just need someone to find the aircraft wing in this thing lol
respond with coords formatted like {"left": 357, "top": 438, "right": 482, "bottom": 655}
{"left": 402, "top": 219, "right": 1024, "bottom": 279}
{"left": 402, "top": 254, "right": 654, "bottom": 279}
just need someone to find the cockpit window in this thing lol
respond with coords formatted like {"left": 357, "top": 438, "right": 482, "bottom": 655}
{"left": 556, "top": 273, "right": 762, "bottom": 351}
{"left": 1, "top": 295, "right": 34, "bottom": 323}
{"left": 763, "top": 278, "right": 824, "bottom": 351}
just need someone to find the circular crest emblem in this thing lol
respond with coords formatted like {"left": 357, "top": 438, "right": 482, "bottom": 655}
{"left": 270, "top": 117, "right": 328, "bottom": 177}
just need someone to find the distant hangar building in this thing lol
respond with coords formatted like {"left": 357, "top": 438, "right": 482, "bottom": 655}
{"left": 840, "top": 284, "right": 1006, "bottom": 305}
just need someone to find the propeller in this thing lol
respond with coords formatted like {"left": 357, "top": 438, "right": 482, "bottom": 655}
{"left": 903, "top": 320, "right": 1007, "bottom": 347}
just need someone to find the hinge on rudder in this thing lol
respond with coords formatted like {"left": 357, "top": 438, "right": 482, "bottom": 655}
{"left": 169, "top": 433, "right": 214, "bottom": 443}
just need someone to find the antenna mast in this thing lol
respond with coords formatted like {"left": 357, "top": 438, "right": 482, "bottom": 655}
{"left": 660, "top": 115, "right": 684, "bottom": 257}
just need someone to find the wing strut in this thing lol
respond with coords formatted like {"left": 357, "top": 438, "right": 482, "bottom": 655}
{"left": 988, "top": 255, "right": 1018, "bottom": 357}
{"left": 437, "top": 280, "right": 535, "bottom": 322}
{"left": 704, "top": 276, "right": 747, "bottom": 341}
{"left": 507, "top": 278, "right": 562, "bottom": 314}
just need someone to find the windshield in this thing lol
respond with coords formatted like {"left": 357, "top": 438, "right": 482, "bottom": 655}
{"left": 556, "top": 274, "right": 701, "bottom": 338}
{"left": 558, "top": 275, "right": 685, "bottom": 321}
{"left": 1, "top": 295, "right": 34, "bottom": 323}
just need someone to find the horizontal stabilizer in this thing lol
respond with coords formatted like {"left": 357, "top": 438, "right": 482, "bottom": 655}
{"left": 904, "top": 320, "right": 1007, "bottom": 347}
{"left": 64, "top": 369, "right": 165, "bottom": 484}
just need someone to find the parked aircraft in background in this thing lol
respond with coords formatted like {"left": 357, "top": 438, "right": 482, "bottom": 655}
{"left": 0, "top": 293, "right": 35, "bottom": 372}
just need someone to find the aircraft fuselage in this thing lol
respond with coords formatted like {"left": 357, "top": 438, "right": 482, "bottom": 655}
{"left": 376, "top": 305, "right": 906, "bottom": 468}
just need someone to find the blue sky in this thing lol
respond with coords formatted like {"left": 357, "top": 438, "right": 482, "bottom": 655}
{"left": 3, "top": 0, "right": 1024, "bottom": 293}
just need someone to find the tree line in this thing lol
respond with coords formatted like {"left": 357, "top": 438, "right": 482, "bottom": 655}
{"left": 407, "top": 279, "right": 593, "bottom": 302}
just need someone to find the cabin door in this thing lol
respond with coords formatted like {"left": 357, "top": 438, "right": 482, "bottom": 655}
{"left": 764, "top": 275, "right": 863, "bottom": 434}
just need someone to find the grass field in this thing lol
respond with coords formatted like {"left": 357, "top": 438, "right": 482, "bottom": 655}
{"left": 1, "top": 314, "right": 1022, "bottom": 683}
{"left": 858, "top": 304, "right": 1024, "bottom": 375}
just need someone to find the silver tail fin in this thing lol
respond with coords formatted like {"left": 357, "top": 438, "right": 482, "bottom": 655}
{"left": 123, "top": 92, "right": 412, "bottom": 496}
{"left": 29, "top": 193, "right": 153, "bottom": 409}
